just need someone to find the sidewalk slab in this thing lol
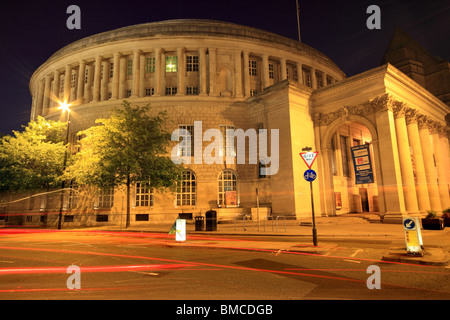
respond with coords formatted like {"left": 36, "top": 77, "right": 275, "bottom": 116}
{"left": 382, "top": 246, "right": 450, "bottom": 266}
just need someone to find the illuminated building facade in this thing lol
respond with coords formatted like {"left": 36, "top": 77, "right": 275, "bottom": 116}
{"left": 3, "top": 19, "right": 449, "bottom": 227}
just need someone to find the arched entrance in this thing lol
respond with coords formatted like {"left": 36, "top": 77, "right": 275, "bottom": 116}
{"left": 315, "top": 112, "right": 386, "bottom": 218}
{"left": 326, "top": 119, "right": 379, "bottom": 215}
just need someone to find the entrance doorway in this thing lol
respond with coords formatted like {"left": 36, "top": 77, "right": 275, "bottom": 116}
{"left": 359, "top": 188, "right": 369, "bottom": 212}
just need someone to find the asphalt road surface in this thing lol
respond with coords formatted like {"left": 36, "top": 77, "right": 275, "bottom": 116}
{"left": 0, "top": 229, "right": 449, "bottom": 301}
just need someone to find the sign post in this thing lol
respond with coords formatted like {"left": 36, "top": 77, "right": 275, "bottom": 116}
{"left": 350, "top": 144, "right": 374, "bottom": 185}
{"left": 300, "top": 148, "right": 318, "bottom": 246}
{"left": 175, "top": 219, "right": 186, "bottom": 242}
{"left": 402, "top": 217, "right": 423, "bottom": 256}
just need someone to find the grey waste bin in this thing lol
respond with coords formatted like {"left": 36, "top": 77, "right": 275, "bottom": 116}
{"left": 205, "top": 210, "right": 217, "bottom": 231}
{"left": 195, "top": 216, "right": 204, "bottom": 231}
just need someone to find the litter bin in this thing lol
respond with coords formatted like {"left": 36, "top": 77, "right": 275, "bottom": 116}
{"left": 195, "top": 216, "right": 204, "bottom": 231}
{"left": 205, "top": 210, "right": 217, "bottom": 231}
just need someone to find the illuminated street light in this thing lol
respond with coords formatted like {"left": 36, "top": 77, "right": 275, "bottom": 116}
{"left": 57, "top": 100, "right": 71, "bottom": 230}
{"left": 58, "top": 100, "right": 71, "bottom": 113}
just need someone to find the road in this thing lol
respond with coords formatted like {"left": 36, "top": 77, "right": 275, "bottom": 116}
{"left": 0, "top": 229, "right": 449, "bottom": 301}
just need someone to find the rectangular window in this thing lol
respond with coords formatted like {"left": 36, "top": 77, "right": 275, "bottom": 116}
{"left": 109, "top": 62, "right": 114, "bottom": 78}
{"left": 176, "top": 171, "right": 196, "bottom": 206}
{"left": 127, "top": 59, "right": 133, "bottom": 75}
{"left": 220, "top": 125, "right": 236, "bottom": 157}
{"left": 165, "top": 87, "right": 177, "bottom": 95}
{"left": 249, "top": 60, "right": 257, "bottom": 76}
{"left": 125, "top": 89, "right": 132, "bottom": 98}
{"left": 84, "top": 67, "right": 89, "bottom": 84}
{"left": 98, "top": 187, "right": 114, "bottom": 208}
{"left": 178, "top": 125, "right": 194, "bottom": 157}
{"left": 186, "top": 55, "right": 199, "bottom": 72}
{"left": 135, "top": 182, "right": 153, "bottom": 207}
{"left": 317, "top": 72, "right": 323, "bottom": 88}
{"left": 304, "top": 70, "right": 312, "bottom": 87}
{"left": 331, "top": 134, "right": 337, "bottom": 176}
{"left": 146, "top": 57, "right": 155, "bottom": 73}
{"left": 340, "top": 135, "right": 349, "bottom": 177}
{"left": 145, "top": 87, "right": 154, "bottom": 96}
{"left": 250, "top": 89, "right": 258, "bottom": 97}
{"left": 71, "top": 72, "right": 77, "bottom": 88}
{"left": 269, "top": 64, "right": 274, "bottom": 79}
{"left": 165, "top": 56, "right": 178, "bottom": 72}
{"left": 186, "top": 86, "right": 199, "bottom": 95}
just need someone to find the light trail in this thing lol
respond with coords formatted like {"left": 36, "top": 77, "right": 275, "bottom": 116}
{"left": 0, "top": 264, "right": 196, "bottom": 275}
{"left": 0, "top": 245, "right": 447, "bottom": 293}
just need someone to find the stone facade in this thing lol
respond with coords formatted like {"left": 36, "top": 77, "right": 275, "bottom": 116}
{"left": 1, "top": 20, "right": 449, "bottom": 227}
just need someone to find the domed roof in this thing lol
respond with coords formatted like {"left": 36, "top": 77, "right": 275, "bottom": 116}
{"left": 47, "top": 19, "right": 342, "bottom": 73}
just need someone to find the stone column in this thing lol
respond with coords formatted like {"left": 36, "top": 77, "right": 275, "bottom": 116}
{"left": 93, "top": 56, "right": 102, "bottom": 102}
{"left": 261, "top": 54, "right": 270, "bottom": 89}
{"left": 155, "top": 48, "right": 162, "bottom": 96}
{"left": 417, "top": 115, "right": 441, "bottom": 211}
{"left": 311, "top": 67, "right": 317, "bottom": 89}
{"left": 243, "top": 51, "right": 250, "bottom": 97}
{"left": 76, "top": 60, "right": 85, "bottom": 103}
{"left": 119, "top": 56, "right": 126, "bottom": 99}
{"left": 373, "top": 97, "right": 406, "bottom": 222}
{"left": 177, "top": 47, "right": 185, "bottom": 95}
{"left": 132, "top": 50, "right": 140, "bottom": 97}
{"left": 431, "top": 123, "right": 450, "bottom": 209}
{"left": 84, "top": 64, "right": 93, "bottom": 103}
{"left": 296, "top": 63, "right": 303, "bottom": 84}
{"left": 280, "top": 58, "right": 287, "bottom": 81}
{"left": 441, "top": 135, "right": 450, "bottom": 193}
{"left": 112, "top": 53, "right": 121, "bottom": 99}
{"left": 235, "top": 50, "right": 242, "bottom": 97}
{"left": 64, "top": 65, "right": 72, "bottom": 102}
{"left": 393, "top": 102, "right": 419, "bottom": 214}
{"left": 42, "top": 75, "right": 52, "bottom": 115}
{"left": 100, "top": 60, "right": 109, "bottom": 101}
{"left": 199, "top": 48, "right": 207, "bottom": 96}
{"left": 35, "top": 80, "right": 44, "bottom": 117}
{"left": 405, "top": 109, "right": 431, "bottom": 212}
{"left": 139, "top": 54, "right": 145, "bottom": 97}
{"left": 52, "top": 70, "right": 60, "bottom": 108}
{"left": 209, "top": 48, "right": 217, "bottom": 96}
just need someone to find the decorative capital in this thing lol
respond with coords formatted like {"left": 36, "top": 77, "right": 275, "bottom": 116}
{"left": 392, "top": 101, "right": 407, "bottom": 118}
{"left": 369, "top": 94, "right": 396, "bottom": 112}
{"left": 405, "top": 108, "right": 418, "bottom": 124}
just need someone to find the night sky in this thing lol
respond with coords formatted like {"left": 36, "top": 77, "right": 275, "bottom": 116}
{"left": 0, "top": 0, "right": 448, "bottom": 135}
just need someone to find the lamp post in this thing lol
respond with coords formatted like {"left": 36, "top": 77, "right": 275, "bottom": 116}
{"left": 57, "top": 101, "right": 71, "bottom": 230}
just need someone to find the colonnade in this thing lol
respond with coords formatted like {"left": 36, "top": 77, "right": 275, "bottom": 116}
{"left": 31, "top": 47, "right": 339, "bottom": 118}
{"left": 314, "top": 95, "right": 450, "bottom": 221}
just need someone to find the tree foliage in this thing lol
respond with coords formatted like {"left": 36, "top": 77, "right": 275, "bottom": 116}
{"left": 0, "top": 116, "right": 68, "bottom": 191}
{"left": 65, "top": 101, "right": 183, "bottom": 227}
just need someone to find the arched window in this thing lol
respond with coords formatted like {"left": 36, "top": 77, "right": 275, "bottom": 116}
{"left": 176, "top": 170, "right": 196, "bottom": 206}
{"left": 218, "top": 170, "right": 238, "bottom": 207}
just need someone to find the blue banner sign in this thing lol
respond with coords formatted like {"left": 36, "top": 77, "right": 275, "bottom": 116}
{"left": 350, "top": 144, "right": 374, "bottom": 184}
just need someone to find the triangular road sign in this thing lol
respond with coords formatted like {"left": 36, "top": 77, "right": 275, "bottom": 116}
{"left": 299, "top": 151, "right": 318, "bottom": 169}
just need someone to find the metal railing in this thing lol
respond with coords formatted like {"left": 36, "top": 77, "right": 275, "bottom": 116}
{"left": 234, "top": 214, "right": 287, "bottom": 232}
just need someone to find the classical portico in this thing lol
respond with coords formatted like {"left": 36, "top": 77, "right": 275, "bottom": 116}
{"left": 311, "top": 64, "right": 449, "bottom": 223}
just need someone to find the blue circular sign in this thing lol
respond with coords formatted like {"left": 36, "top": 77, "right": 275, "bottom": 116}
{"left": 403, "top": 218, "right": 415, "bottom": 230}
{"left": 303, "top": 169, "right": 317, "bottom": 182}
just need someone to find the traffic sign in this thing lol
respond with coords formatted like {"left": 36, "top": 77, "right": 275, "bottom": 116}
{"left": 402, "top": 217, "right": 423, "bottom": 256}
{"left": 299, "top": 151, "right": 318, "bottom": 169}
{"left": 303, "top": 169, "right": 317, "bottom": 182}
{"left": 403, "top": 218, "right": 416, "bottom": 230}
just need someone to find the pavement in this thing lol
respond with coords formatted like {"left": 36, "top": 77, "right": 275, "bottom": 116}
{"left": 83, "top": 213, "right": 450, "bottom": 266}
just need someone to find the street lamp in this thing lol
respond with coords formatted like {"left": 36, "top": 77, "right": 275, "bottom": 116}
{"left": 57, "top": 100, "right": 71, "bottom": 230}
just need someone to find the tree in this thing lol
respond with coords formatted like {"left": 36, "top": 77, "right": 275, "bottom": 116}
{"left": 66, "top": 101, "right": 183, "bottom": 228}
{"left": 0, "top": 116, "right": 68, "bottom": 192}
